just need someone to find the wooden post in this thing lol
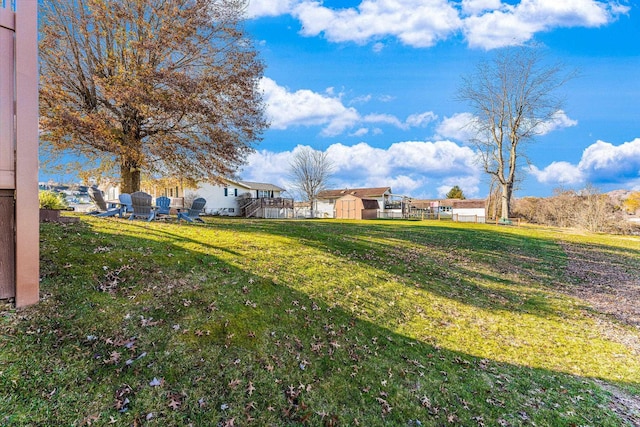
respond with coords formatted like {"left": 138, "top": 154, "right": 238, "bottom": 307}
{"left": 0, "top": 1, "right": 39, "bottom": 307}
{"left": 0, "top": 4, "right": 16, "bottom": 300}
{"left": 15, "top": 0, "right": 39, "bottom": 307}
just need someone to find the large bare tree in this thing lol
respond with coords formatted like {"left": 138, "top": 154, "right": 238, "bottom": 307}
{"left": 288, "top": 147, "right": 333, "bottom": 215}
{"left": 39, "top": 0, "right": 268, "bottom": 193}
{"left": 458, "top": 47, "right": 573, "bottom": 219}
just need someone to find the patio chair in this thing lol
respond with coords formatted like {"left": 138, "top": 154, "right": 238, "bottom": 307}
{"left": 177, "top": 197, "right": 206, "bottom": 223}
{"left": 118, "top": 193, "right": 133, "bottom": 216}
{"left": 155, "top": 196, "right": 171, "bottom": 218}
{"left": 89, "top": 187, "right": 121, "bottom": 217}
{"left": 128, "top": 191, "right": 156, "bottom": 221}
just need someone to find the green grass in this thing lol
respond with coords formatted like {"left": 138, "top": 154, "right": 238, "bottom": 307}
{"left": 1, "top": 216, "right": 639, "bottom": 426}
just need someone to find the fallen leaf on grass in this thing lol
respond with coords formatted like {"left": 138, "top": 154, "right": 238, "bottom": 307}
{"left": 168, "top": 395, "right": 182, "bottom": 410}
{"left": 114, "top": 385, "right": 132, "bottom": 412}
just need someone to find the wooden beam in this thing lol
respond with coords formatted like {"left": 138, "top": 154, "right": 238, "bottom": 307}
{"left": 14, "top": 0, "right": 38, "bottom": 307}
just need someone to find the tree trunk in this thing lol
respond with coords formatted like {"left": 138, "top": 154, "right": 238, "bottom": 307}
{"left": 501, "top": 182, "right": 510, "bottom": 220}
{"left": 120, "top": 159, "right": 141, "bottom": 194}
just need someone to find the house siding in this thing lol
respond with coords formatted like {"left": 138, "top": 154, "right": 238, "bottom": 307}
{"left": 185, "top": 180, "right": 284, "bottom": 216}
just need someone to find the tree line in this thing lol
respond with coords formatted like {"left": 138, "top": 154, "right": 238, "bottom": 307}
{"left": 512, "top": 187, "right": 640, "bottom": 234}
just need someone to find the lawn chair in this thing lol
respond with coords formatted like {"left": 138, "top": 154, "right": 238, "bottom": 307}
{"left": 177, "top": 197, "right": 206, "bottom": 223}
{"left": 89, "top": 187, "right": 121, "bottom": 217}
{"left": 128, "top": 191, "right": 156, "bottom": 221}
{"left": 155, "top": 196, "right": 171, "bottom": 219}
{"left": 118, "top": 193, "right": 133, "bottom": 216}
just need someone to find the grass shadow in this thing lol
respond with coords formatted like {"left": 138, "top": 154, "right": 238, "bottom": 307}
{"left": 0, "top": 218, "right": 636, "bottom": 425}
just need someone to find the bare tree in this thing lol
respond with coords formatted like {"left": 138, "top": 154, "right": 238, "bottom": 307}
{"left": 288, "top": 147, "right": 333, "bottom": 215}
{"left": 576, "top": 185, "right": 615, "bottom": 233}
{"left": 458, "top": 47, "right": 574, "bottom": 219}
{"left": 39, "top": 0, "right": 267, "bottom": 193}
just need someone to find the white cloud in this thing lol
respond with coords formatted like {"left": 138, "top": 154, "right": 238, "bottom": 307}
{"left": 241, "top": 140, "right": 482, "bottom": 198}
{"left": 528, "top": 161, "right": 585, "bottom": 185}
{"left": 327, "top": 142, "right": 392, "bottom": 177}
{"left": 261, "top": 77, "right": 438, "bottom": 136}
{"left": 245, "top": 0, "right": 298, "bottom": 18}
{"left": 463, "top": 0, "right": 629, "bottom": 49}
{"left": 350, "top": 94, "right": 372, "bottom": 105}
{"left": 461, "top": 0, "right": 502, "bottom": 15}
{"left": 434, "top": 110, "right": 577, "bottom": 142}
{"left": 350, "top": 128, "right": 370, "bottom": 137}
{"left": 363, "top": 111, "right": 438, "bottom": 130}
{"left": 436, "top": 175, "right": 481, "bottom": 198}
{"left": 406, "top": 111, "right": 438, "bottom": 127}
{"left": 531, "top": 138, "right": 640, "bottom": 187}
{"left": 435, "top": 112, "right": 478, "bottom": 142}
{"left": 463, "top": 9, "right": 538, "bottom": 49}
{"left": 386, "top": 140, "right": 477, "bottom": 173}
{"left": 259, "top": 77, "right": 360, "bottom": 136}
{"left": 578, "top": 138, "right": 640, "bottom": 182}
{"left": 249, "top": 1, "right": 628, "bottom": 50}
{"left": 363, "top": 113, "right": 405, "bottom": 128}
{"left": 378, "top": 95, "right": 396, "bottom": 103}
{"left": 293, "top": 0, "right": 461, "bottom": 47}
{"left": 242, "top": 149, "right": 294, "bottom": 190}
{"left": 536, "top": 110, "right": 578, "bottom": 135}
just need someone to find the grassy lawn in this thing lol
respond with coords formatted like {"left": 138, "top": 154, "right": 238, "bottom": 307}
{"left": 1, "top": 216, "right": 639, "bottom": 426}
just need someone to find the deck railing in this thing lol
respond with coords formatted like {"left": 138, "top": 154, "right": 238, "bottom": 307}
{"left": 240, "top": 197, "right": 294, "bottom": 218}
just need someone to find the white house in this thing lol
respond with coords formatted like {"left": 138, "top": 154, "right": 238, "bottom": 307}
{"left": 185, "top": 179, "right": 292, "bottom": 218}
{"left": 450, "top": 199, "right": 486, "bottom": 217}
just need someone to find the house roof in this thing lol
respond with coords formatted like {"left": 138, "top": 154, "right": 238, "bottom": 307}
{"left": 317, "top": 187, "right": 391, "bottom": 199}
{"left": 235, "top": 180, "right": 285, "bottom": 192}
{"left": 410, "top": 198, "right": 486, "bottom": 209}
{"left": 451, "top": 199, "right": 486, "bottom": 209}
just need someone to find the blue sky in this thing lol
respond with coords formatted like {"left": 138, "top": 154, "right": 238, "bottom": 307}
{"left": 236, "top": 0, "right": 640, "bottom": 199}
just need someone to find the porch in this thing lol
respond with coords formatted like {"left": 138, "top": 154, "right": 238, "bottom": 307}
{"left": 239, "top": 197, "right": 294, "bottom": 218}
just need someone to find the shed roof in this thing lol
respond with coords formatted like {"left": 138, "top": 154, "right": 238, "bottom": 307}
{"left": 318, "top": 187, "right": 391, "bottom": 199}
{"left": 361, "top": 199, "right": 380, "bottom": 209}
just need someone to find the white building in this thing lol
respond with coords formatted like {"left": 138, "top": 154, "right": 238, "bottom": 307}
{"left": 185, "top": 179, "right": 292, "bottom": 218}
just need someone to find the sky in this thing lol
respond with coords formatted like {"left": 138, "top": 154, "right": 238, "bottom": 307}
{"left": 233, "top": 0, "right": 640, "bottom": 199}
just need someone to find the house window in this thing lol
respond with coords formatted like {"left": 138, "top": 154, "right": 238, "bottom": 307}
{"left": 234, "top": 188, "right": 238, "bottom": 197}
{"left": 328, "top": 199, "right": 334, "bottom": 204}
{"left": 224, "top": 187, "right": 228, "bottom": 197}
{"left": 169, "top": 188, "right": 173, "bottom": 197}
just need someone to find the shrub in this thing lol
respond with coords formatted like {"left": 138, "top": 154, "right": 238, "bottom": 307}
{"left": 39, "top": 190, "right": 68, "bottom": 210}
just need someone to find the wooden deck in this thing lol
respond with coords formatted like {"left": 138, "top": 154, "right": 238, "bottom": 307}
{"left": 240, "top": 198, "right": 294, "bottom": 218}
